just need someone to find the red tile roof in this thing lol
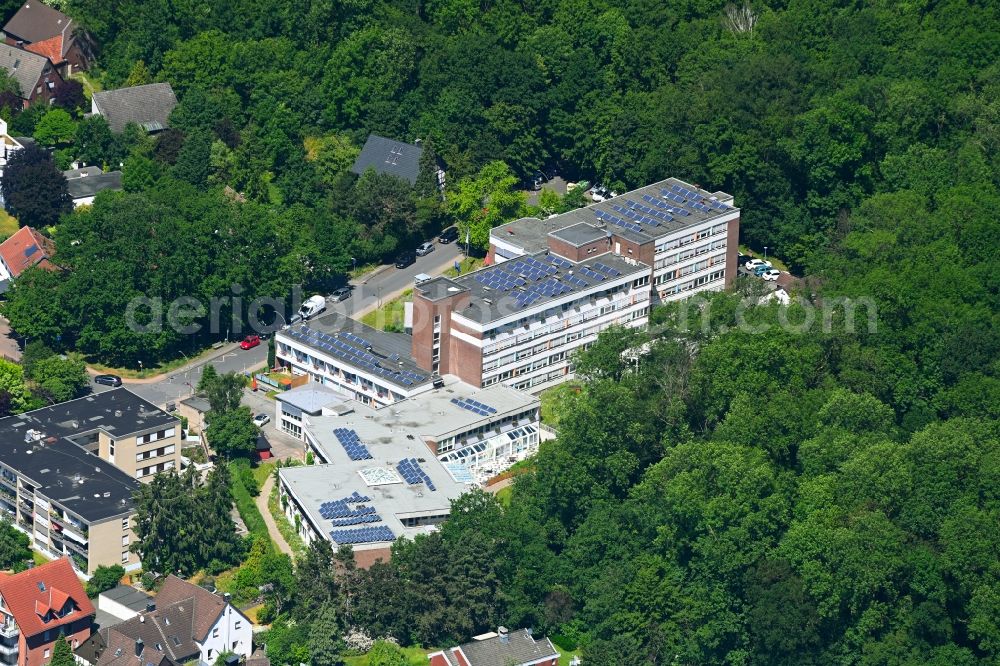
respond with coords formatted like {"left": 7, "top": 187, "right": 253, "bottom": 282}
{"left": 24, "top": 34, "right": 63, "bottom": 63}
{"left": 0, "top": 557, "right": 94, "bottom": 638}
{"left": 0, "top": 225, "right": 56, "bottom": 278}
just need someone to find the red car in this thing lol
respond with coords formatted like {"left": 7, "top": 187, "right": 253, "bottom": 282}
{"left": 240, "top": 335, "right": 261, "bottom": 350}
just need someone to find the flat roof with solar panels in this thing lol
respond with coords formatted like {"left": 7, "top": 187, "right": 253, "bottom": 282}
{"left": 279, "top": 317, "right": 431, "bottom": 389}
{"left": 491, "top": 176, "right": 738, "bottom": 254}
{"left": 278, "top": 418, "right": 473, "bottom": 550}
{"left": 415, "top": 250, "right": 647, "bottom": 324}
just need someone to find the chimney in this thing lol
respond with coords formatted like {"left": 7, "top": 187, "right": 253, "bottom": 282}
{"left": 135, "top": 638, "right": 144, "bottom": 657}
{"left": 498, "top": 626, "right": 508, "bottom": 644}
{"left": 223, "top": 593, "right": 231, "bottom": 604}
{"left": 146, "top": 601, "right": 155, "bottom": 613}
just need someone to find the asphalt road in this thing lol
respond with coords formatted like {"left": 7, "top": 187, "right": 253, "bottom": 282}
{"left": 104, "top": 240, "right": 465, "bottom": 407}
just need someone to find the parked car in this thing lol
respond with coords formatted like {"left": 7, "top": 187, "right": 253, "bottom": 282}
{"left": 252, "top": 413, "right": 271, "bottom": 428}
{"left": 744, "top": 258, "right": 772, "bottom": 272}
{"left": 94, "top": 374, "right": 122, "bottom": 387}
{"left": 761, "top": 269, "right": 781, "bottom": 281}
{"left": 416, "top": 241, "right": 435, "bottom": 256}
{"left": 299, "top": 294, "right": 327, "bottom": 319}
{"left": 591, "top": 185, "right": 610, "bottom": 202}
{"left": 330, "top": 287, "right": 351, "bottom": 302}
{"left": 240, "top": 335, "right": 261, "bottom": 350}
{"left": 395, "top": 251, "right": 415, "bottom": 268}
{"left": 753, "top": 264, "right": 773, "bottom": 277}
{"left": 438, "top": 227, "right": 459, "bottom": 244}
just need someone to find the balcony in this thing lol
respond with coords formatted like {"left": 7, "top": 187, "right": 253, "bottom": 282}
{"left": 0, "top": 620, "right": 18, "bottom": 639}
{"left": 0, "top": 641, "right": 16, "bottom": 657}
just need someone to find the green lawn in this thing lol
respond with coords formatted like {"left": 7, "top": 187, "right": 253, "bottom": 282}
{"left": 344, "top": 645, "right": 432, "bottom": 666}
{"left": 252, "top": 461, "right": 276, "bottom": 488}
{"left": 360, "top": 289, "right": 411, "bottom": 332}
{"left": 0, "top": 210, "right": 18, "bottom": 240}
{"left": 70, "top": 71, "right": 103, "bottom": 100}
{"left": 495, "top": 485, "right": 513, "bottom": 507}
{"left": 539, "top": 381, "right": 583, "bottom": 429}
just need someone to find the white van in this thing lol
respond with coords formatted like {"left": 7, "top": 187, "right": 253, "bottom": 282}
{"left": 298, "top": 295, "right": 327, "bottom": 320}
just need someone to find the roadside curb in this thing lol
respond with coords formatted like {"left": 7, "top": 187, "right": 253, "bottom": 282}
{"left": 86, "top": 342, "right": 242, "bottom": 384}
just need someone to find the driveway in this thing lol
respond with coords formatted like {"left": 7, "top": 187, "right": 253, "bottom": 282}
{"left": 0, "top": 316, "right": 21, "bottom": 362}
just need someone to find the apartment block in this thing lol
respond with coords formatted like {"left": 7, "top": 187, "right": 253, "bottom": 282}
{"left": 0, "top": 389, "right": 181, "bottom": 574}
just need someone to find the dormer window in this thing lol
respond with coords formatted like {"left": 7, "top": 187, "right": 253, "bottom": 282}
{"left": 37, "top": 582, "right": 45, "bottom": 592}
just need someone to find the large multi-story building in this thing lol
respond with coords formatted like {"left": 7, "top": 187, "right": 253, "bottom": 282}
{"left": 408, "top": 177, "right": 738, "bottom": 391}
{"left": 0, "top": 389, "right": 181, "bottom": 574}
{"left": 276, "top": 177, "right": 738, "bottom": 394}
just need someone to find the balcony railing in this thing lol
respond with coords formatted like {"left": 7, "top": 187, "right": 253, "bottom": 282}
{"left": 0, "top": 620, "right": 18, "bottom": 639}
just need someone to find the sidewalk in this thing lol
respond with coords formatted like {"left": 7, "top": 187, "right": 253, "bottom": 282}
{"left": 256, "top": 473, "right": 292, "bottom": 556}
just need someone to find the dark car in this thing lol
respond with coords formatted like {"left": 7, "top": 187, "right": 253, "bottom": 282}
{"left": 94, "top": 374, "right": 122, "bottom": 387}
{"left": 438, "top": 227, "right": 459, "bottom": 244}
{"left": 394, "top": 251, "right": 415, "bottom": 268}
{"left": 330, "top": 286, "right": 352, "bottom": 302}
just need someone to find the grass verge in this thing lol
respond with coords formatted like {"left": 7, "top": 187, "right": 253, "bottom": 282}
{"left": 0, "top": 210, "right": 18, "bottom": 240}
{"left": 88, "top": 343, "right": 222, "bottom": 379}
{"left": 360, "top": 289, "right": 411, "bottom": 332}
{"left": 444, "top": 256, "right": 482, "bottom": 277}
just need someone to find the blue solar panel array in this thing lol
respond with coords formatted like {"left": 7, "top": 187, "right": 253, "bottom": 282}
{"left": 594, "top": 209, "right": 643, "bottom": 233}
{"left": 333, "top": 428, "right": 374, "bottom": 460}
{"left": 396, "top": 457, "right": 437, "bottom": 491}
{"left": 319, "top": 491, "right": 386, "bottom": 527}
{"left": 451, "top": 397, "right": 497, "bottom": 416}
{"left": 286, "top": 327, "right": 426, "bottom": 386}
{"left": 544, "top": 255, "right": 574, "bottom": 269}
{"left": 662, "top": 184, "right": 729, "bottom": 214}
{"left": 330, "top": 525, "right": 395, "bottom": 544}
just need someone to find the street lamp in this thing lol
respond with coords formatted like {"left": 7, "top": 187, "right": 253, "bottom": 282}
{"left": 351, "top": 257, "right": 357, "bottom": 273}
{"left": 138, "top": 360, "right": 143, "bottom": 375}
{"left": 763, "top": 246, "right": 769, "bottom": 259}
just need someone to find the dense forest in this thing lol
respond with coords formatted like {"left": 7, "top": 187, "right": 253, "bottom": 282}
{"left": 1, "top": 0, "right": 997, "bottom": 367}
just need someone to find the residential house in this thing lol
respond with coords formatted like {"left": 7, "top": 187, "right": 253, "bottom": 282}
{"left": 1, "top": 2, "right": 90, "bottom": 76}
{"left": 63, "top": 169, "right": 122, "bottom": 207}
{"left": 90, "top": 84, "right": 177, "bottom": 134}
{"left": 428, "top": 627, "right": 559, "bottom": 666}
{"left": 0, "top": 42, "right": 62, "bottom": 108}
{"left": 0, "top": 557, "right": 95, "bottom": 666}
{"left": 0, "top": 118, "right": 25, "bottom": 204}
{"left": 351, "top": 134, "right": 430, "bottom": 186}
{"left": 76, "top": 576, "right": 252, "bottom": 666}
{"left": 0, "top": 225, "right": 55, "bottom": 294}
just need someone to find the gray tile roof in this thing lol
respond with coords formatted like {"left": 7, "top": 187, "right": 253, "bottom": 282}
{"left": 91, "top": 83, "right": 177, "bottom": 133}
{"left": 2, "top": 2, "right": 73, "bottom": 47}
{"left": 0, "top": 43, "right": 48, "bottom": 99}
{"left": 100, "top": 585, "right": 153, "bottom": 614}
{"left": 65, "top": 170, "right": 122, "bottom": 200}
{"left": 351, "top": 134, "right": 422, "bottom": 185}
{"left": 441, "top": 629, "right": 560, "bottom": 666}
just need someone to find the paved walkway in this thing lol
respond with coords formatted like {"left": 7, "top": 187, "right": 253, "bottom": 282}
{"left": 256, "top": 473, "right": 293, "bottom": 556}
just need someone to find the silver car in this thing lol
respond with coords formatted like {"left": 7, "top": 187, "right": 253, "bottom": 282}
{"left": 416, "top": 241, "right": 435, "bottom": 256}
